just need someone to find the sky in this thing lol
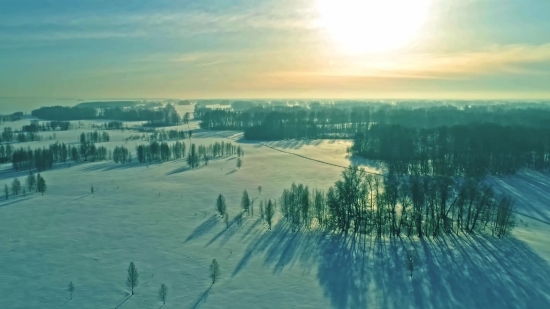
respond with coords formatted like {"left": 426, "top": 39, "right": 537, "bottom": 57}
{"left": 1, "top": 0, "right": 550, "bottom": 100}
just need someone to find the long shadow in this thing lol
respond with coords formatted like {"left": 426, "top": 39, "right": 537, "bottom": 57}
{"left": 231, "top": 219, "right": 550, "bottom": 309}
{"left": 184, "top": 215, "right": 218, "bottom": 243}
{"left": 204, "top": 215, "right": 240, "bottom": 248}
{"left": 191, "top": 284, "right": 213, "bottom": 309}
{"left": 78, "top": 161, "right": 144, "bottom": 173}
{"left": 114, "top": 295, "right": 132, "bottom": 309}
{"left": 192, "top": 129, "right": 241, "bottom": 139}
{"left": 0, "top": 161, "right": 74, "bottom": 181}
{"left": 490, "top": 172, "right": 550, "bottom": 223}
{"left": 0, "top": 195, "right": 35, "bottom": 208}
{"left": 58, "top": 299, "right": 71, "bottom": 308}
{"left": 166, "top": 165, "right": 191, "bottom": 176}
{"left": 515, "top": 211, "right": 550, "bottom": 226}
{"left": 234, "top": 138, "right": 325, "bottom": 149}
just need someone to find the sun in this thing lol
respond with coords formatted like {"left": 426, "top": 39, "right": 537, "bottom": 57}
{"left": 317, "top": 0, "right": 432, "bottom": 54}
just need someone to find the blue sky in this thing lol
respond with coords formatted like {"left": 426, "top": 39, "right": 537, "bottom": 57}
{"left": 1, "top": 0, "right": 550, "bottom": 99}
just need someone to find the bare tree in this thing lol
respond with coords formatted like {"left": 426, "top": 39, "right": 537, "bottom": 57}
{"left": 210, "top": 259, "right": 221, "bottom": 284}
{"left": 265, "top": 199, "right": 275, "bottom": 230}
{"left": 224, "top": 212, "right": 229, "bottom": 229}
{"left": 26, "top": 172, "right": 36, "bottom": 192}
{"left": 259, "top": 201, "right": 264, "bottom": 221}
{"left": 37, "top": 174, "right": 47, "bottom": 195}
{"left": 216, "top": 194, "right": 226, "bottom": 216}
{"left": 126, "top": 262, "right": 139, "bottom": 295}
{"left": 158, "top": 283, "right": 168, "bottom": 305}
{"left": 237, "top": 212, "right": 243, "bottom": 226}
{"left": 11, "top": 178, "right": 21, "bottom": 196}
{"left": 67, "top": 281, "right": 75, "bottom": 300}
{"left": 405, "top": 250, "right": 418, "bottom": 279}
{"left": 241, "top": 190, "right": 250, "bottom": 215}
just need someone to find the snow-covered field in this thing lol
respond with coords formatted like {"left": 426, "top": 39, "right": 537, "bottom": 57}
{"left": 1, "top": 117, "right": 550, "bottom": 309}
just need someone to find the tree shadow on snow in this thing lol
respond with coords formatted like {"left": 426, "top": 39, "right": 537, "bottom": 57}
{"left": 184, "top": 215, "right": 219, "bottom": 243}
{"left": 0, "top": 195, "right": 35, "bottom": 208}
{"left": 166, "top": 165, "right": 192, "bottom": 176}
{"left": 190, "top": 284, "right": 213, "bottom": 309}
{"left": 78, "top": 161, "right": 144, "bottom": 172}
{"left": 489, "top": 170, "right": 550, "bottom": 224}
{"left": 231, "top": 220, "right": 550, "bottom": 309}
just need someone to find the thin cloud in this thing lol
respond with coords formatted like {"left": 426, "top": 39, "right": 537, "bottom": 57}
{"left": 265, "top": 44, "right": 550, "bottom": 81}
{"left": 0, "top": 7, "right": 319, "bottom": 42}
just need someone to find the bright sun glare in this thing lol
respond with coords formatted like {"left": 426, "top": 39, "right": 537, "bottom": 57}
{"left": 317, "top": 0, "right": 433, "bottom": 53}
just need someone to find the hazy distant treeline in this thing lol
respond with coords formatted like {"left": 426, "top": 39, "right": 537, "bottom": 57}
{"left": 0, "top": 112, "right": 23, "bottom": 124}
{"left": 31, "top": 104, "right": 182, "bottom": 126}
{"left": 196, "top": 104, "right": 550, "bottom": 176}
{"left": 194, "top": 104, "right": 550, "bottom": 140}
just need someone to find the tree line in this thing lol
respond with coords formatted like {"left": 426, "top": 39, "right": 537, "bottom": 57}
{"left": 10, "top": 140, "right": 109, "bottom": 172}
{"left": 1, "top": 128, "right": 42, "bottom": 144}
{"left": 276, "top": 166, "right": 515, "bottom": 239}
{"left": 148, "top": 128, "right": 192, "bottom": 141}
{"left": 31, "top": 104, "right": 182, "bottom": 126}
{"left": 134, "top": 141, "right": 242, "bottom": 168}
{"left": 3, "top": 172, "right": 47, "bottom": 199}
{"left": 194, "top": 103, "right": 550, "bottom": 140}
{"left": 113, "top": 146, "right": 132, "bottom": 164}
{"left": 1, "top": 120, "right": 76, "bottom": 144}
{"left": 79, "top": 131, "right": 110, "bottom": 144}
{"left": 0, "top": 112, "right": 23, "bottom": 124}
{"left": 350, "top": 123, "right": 550, "bottom": 177}
{"left": 22, "top": 120, "right": 72, "bottom": 132}
{"left": 135, "top": 141, "right": 187, "bottom": 164}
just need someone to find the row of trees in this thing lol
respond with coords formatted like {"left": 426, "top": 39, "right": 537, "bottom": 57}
{"left": 151, "top": 129, "right": 189, "bottom": 141}
{"left": 350, "top": 123, "right": 550, "bottom": 176}
{"left": 197, "top": 141, "right": 243, "bottom": 160}
{"left": 134, "top": 141, "right": 242, "bottom": 168}
{"left": 195, "top": 103, "right": 550, "bottom": 141}
{"left": 79, "top": 131, "right": 110, "bottom": 144}
{"left": 11, "top": 140, "right": 109, "bottom": 171}
{"left": 0, "top": 143, "right": 14, "bottom": 163}
{"left": 148, "top": 128, "right": 192, "bottom": 141}
{"left": 277, "top": 167, "right": 515, "bottom": 238}
{"left": 135, "top": 141, "right": 187, "bottom": 163}
{"left": 1, "top": 127, "right": 41, "bottom": 144}
{"left": 0, "top": 112, "right": 23, "bottom": 124}
{"left": 3, "top": 172, "right": 47, "bottom": 199}
{"left": 22, "top": 120, "right": 72, "bottom": 132}
{"left": 106, "top": 104, "right": 182, "bottom": 126}
{"left": 113, "top": 146, "right": 131, "bottom": 164}
{"left": 216, "top": 187, "right": 275, "bottom": 230}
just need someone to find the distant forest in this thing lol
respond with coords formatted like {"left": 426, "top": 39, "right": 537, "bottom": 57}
{"left": 31, "top": 104, "right": 181, "bottom": 126}
{"left": 0, "top": 112, "right": 23, "bottom": 124}
{"left": 195, "top": 103, "right": 550, "bottom": 176}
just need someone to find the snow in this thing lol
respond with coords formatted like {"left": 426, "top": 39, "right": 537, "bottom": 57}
{"left": 1, "top": 119, "right": 550, "bottom": 308}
